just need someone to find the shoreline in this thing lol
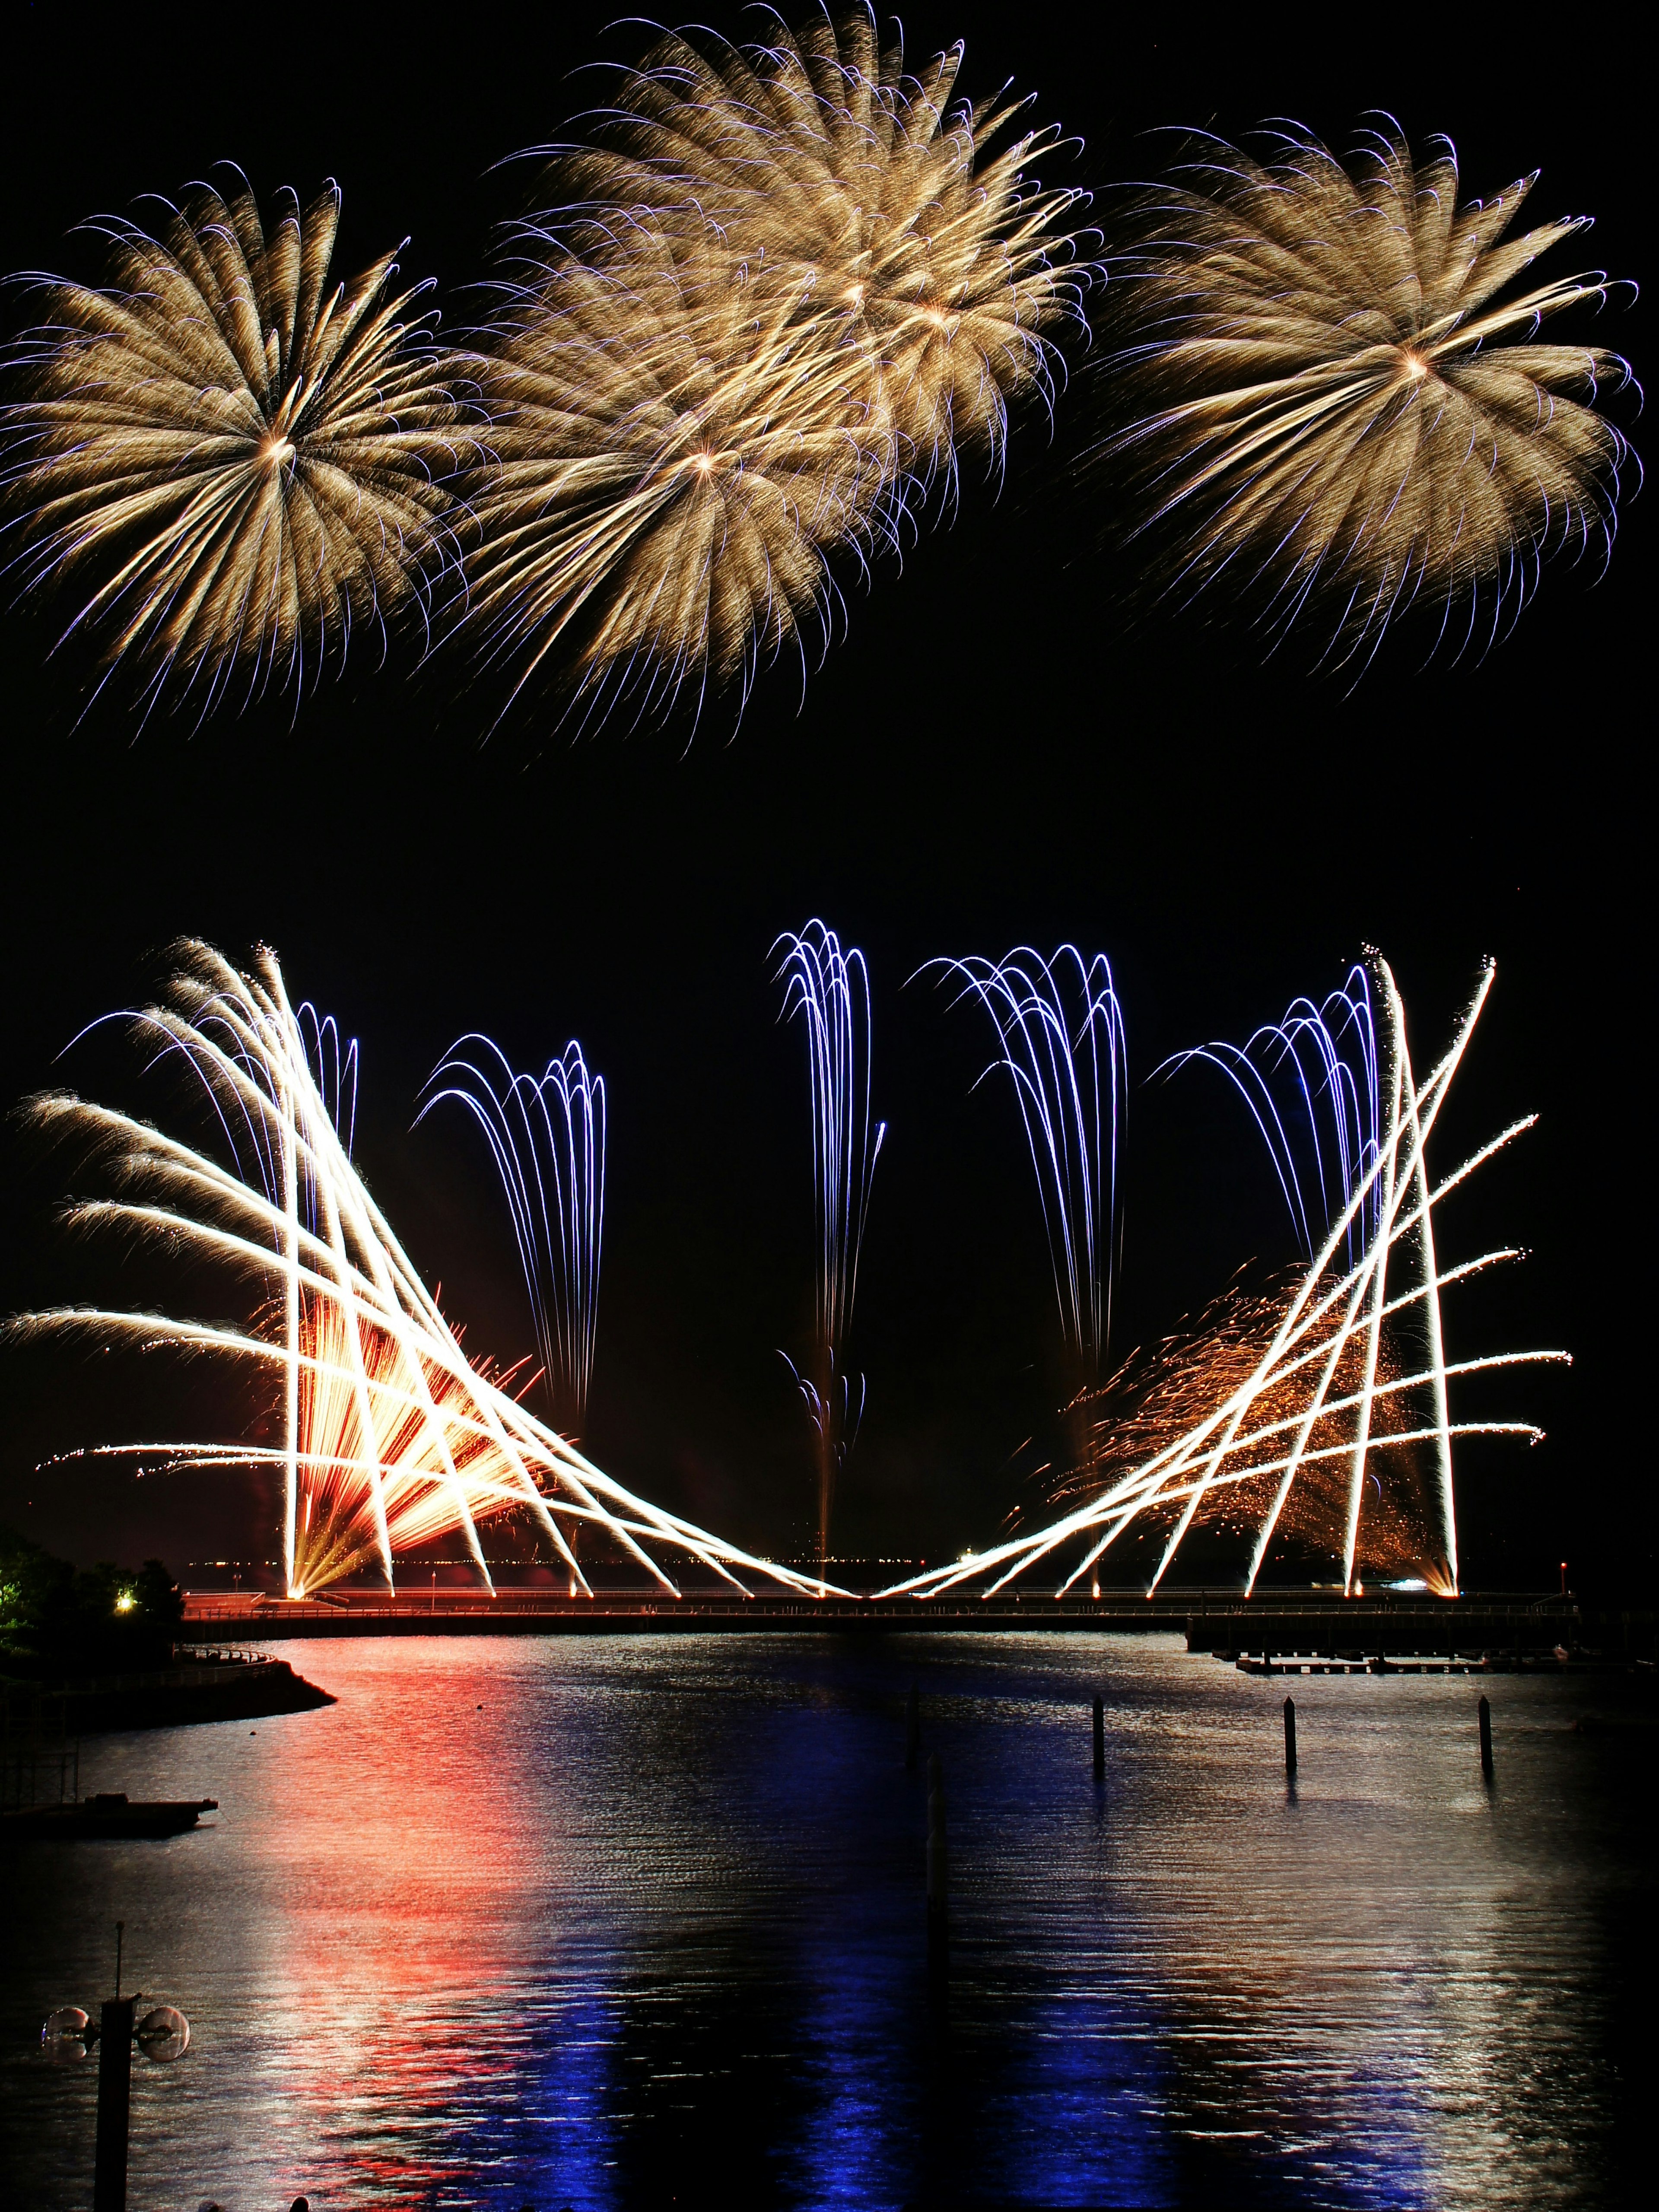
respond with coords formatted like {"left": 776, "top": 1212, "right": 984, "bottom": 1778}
{"left": 2, "top": 1653, "right": 335, "bottom": 1735}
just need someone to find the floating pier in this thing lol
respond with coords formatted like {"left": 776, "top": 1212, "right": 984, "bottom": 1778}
{"left": 5, "top": 1792, "right": 217, "bottom": 1840}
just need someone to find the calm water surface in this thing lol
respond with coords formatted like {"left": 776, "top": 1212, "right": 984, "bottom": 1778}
{"left": 1, "top": 1633, "right": 1648, "bottom": 2209}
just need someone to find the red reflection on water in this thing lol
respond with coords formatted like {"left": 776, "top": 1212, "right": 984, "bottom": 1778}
{"left": 239, "top": 1639, "right": 580, "bottom": 2201}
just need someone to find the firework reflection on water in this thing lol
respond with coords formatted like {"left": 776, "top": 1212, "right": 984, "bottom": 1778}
{"left": 0, "top": 1635, "right": 1638, "bottom": 2207}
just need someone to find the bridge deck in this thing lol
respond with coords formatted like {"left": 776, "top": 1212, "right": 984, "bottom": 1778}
{"left": 178, "top": 1590, "right": 1579, "bottom": 1650}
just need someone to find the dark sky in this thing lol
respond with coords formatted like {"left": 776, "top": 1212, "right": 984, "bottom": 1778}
{"left": 0, "top": 3, "right": 1647, "bottom": 1595}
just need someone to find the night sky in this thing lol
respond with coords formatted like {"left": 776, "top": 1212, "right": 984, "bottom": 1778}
{"left": 0, "top": 3, "right": 1647, "bottom": 1596}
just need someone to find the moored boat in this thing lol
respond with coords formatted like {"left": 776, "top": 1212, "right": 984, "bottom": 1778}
{"left": 2, "top": 1791, "right": 217, "bottom": 1839}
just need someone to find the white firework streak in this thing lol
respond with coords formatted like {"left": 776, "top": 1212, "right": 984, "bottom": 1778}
{"left": 10, "top": 942, "right": 843, "bottom": 1603}
{"left": 878, "top": 958, "right": 1566, "bottom": 1602}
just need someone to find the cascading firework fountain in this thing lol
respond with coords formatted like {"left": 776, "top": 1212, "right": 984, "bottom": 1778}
{"left": 1158, "top": 963, "right": 1382, "bottom": 1268}
{"left": 774, "top": 920, "right": 886, "bottom": 1567}
{"left": 418, "top": 1035, "right": 606, "bottom": 1439}
{"left": 931, "top": 945, "right": 1128, "bottom": 1384}
{"left": 880, "top": 959, "right": 1566, "bottom": 1602}
{"left": 7, "top": 943, "right": 841, "bottom": 1602}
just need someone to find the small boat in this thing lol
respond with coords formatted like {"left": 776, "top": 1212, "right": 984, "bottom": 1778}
{"left": 1, "top": 1792, "right": 218, "bottom": 1839}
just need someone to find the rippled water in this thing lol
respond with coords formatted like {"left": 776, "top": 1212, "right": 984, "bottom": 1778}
{"left": 1, "top": 1633, "right": 1648, "bottom": 2208}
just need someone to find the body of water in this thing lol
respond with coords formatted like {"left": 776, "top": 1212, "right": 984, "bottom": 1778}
{"left": 1, "top": 1632, "right": 1648, "bottom": 2208}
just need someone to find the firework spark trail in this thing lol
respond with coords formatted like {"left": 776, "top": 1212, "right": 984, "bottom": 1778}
{"left": 462, "top": 10, "right": 1089, "bottom": 724}
{"left": 1096, "top": 119, "right": 1640, "bottom": 666}
{"left": 930, "top": 947, "right": 1126, "bottom": 1381}
{"left": 1049, "top": 1274, "right": 1307, "bottom": 1518}
{"left": 775, "top": 919, "right": 886, "bottom": 1562}
{"left": 8, "top": 944, "right": 843, "bottom": 1602}
{"left": 0, "top": 176, "right": 473, "bottom": 719}
{"left": 1159, "top": 963, "right": 1381, "bottom": 1266}
{"left": 880, "top": 960, "right": 1566, "bottom": 1602}
{"left": 418, "top": 1036, "right": 605, "bottom": 1437}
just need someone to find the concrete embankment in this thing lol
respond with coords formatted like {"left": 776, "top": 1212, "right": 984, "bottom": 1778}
{"left": 1186, "top": 1605, "right": 1656, "bottom": 1662}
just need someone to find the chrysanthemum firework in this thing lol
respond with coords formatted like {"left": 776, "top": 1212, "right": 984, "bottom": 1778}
{"left": 466, "top": 220, "right": 888, "bottom": 718}
{"left": 466, "top": 10, "right": 1087, "bottom": 719}
{"left": 552, "top": 10, "right": 1088, "bottom": 483}
{"left": 1098, "top": 120, "right": 1638, "bottom": 664}
{"left": 1, "top": 175, "right": 471, "bottom": 716}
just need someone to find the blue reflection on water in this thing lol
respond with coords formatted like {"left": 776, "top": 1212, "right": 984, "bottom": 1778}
{"left": 771, "top": 1689, "right": 922, "bottom": 2208}
{"left": 960, "top": 1964, "right": 1178, "bottom": 2209}
{"left": 0, "top": 1633, "right": 1644, "bottom": 2209}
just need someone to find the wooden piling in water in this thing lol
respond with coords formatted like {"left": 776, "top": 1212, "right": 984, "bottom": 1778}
{"left": 1092, "top": 1694, "right": 1105, "bottom": 1778}
{"left": 1283, "top": 1695, "right": 1298, "bottom": 1776}
{"left": 1478, "top": 1694, "right": 1493, "bottom": 1777}
{"left": 905, "top": 1681, "right": 920, "bottom": 1773}
{"left": 93, "top": 1996, "right": 135, "bottom": 2212}
{"left": 926, "top": 1751, "right": 948, "bottom": 1967}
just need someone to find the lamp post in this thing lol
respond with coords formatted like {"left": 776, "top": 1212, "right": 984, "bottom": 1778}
{"left": 41, "top": 1923, "right": 189, "bottom": 2211}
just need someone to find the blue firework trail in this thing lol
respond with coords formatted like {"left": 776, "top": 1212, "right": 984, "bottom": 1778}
{"left": 774, "top": 919, "right": 885, "bottom": 1561}
{"left": 931, "top": 946, "right": 1128, "bottom": 1382}
{"left": 418, "top": 1035, "right": 606, "bottom": 1435}
{"left": 1159, "top": 963, "right": 1382, "bottom": 1266}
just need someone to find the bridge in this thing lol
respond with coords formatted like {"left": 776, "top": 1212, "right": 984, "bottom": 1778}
{"left": 178, "top": 1587, "right": 1581, "bottom": 1653}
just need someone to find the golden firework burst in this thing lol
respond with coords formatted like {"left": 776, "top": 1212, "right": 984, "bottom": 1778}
{"left": 1099, "top": 120, "right": 1637, "bottom": 663}
{"left": 466, "top": 10, "right": 1087, "bottom": 719}
{"left": 552, "top": 10, "right": 1087, "bottom": 480}
{"left": 2, "top": 175, "right": 472, "bottom": 715}
{"left": 467, "top": 221, "right": 889, "bottom": 717}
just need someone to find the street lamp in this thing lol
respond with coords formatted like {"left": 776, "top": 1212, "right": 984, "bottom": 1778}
{"left": 41, "top": 1923, "right": 189, "bottom": 2211}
